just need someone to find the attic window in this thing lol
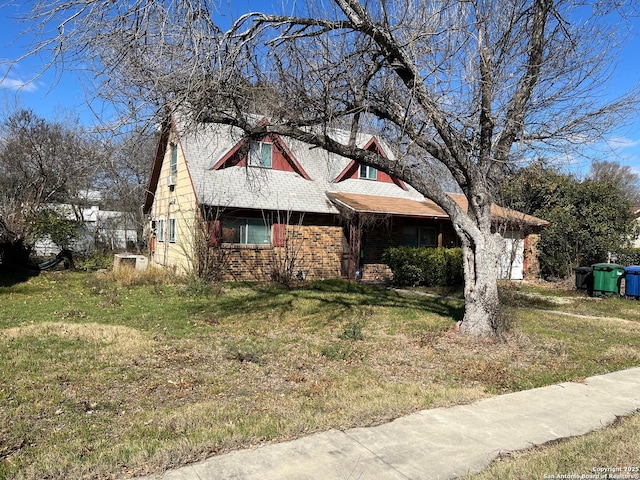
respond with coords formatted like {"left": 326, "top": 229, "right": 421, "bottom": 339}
{"left": 359, "top": 164, "right": 377, "bottom": 180}
{"left": 170, "top": 144, "right": 178, "bottom": 175}
{"left": 248, "top": 141, "right": 272, "bottom": 168}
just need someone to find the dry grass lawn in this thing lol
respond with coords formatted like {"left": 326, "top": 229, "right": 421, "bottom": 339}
{"left": 1, "top": 270, "right": 640, "bottom": 479}
{"left": 461, "top": 413, "right": 640, "bottom": 479}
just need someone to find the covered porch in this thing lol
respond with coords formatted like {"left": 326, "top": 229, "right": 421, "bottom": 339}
{"left": 328, "top": 192, "right": 546, "bottom": 282}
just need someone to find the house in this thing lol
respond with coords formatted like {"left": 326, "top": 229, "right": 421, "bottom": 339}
{"left": 143, "top": 116, "right": 547, "bottom": 282}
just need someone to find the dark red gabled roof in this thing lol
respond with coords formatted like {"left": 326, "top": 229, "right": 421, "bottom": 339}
{"left": 333, "top": 136, "right": 407, "bottom": 190}
{"left": 210, "top": 119, "right": 311, "bottom": 180}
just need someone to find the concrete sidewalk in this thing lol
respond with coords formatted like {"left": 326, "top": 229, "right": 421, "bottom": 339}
{"left": 138, "top": 367, "right": 640, "bottom": 480}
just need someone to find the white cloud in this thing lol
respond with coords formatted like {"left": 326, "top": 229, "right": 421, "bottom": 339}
{"left": 0, "top": 75, "right": 38, "bottom": 92}
{"left": 0, "top": 62, "right": 38, "bottom": 92}
{"left": 606, "top": 136, "right": 640, "bottom": 150}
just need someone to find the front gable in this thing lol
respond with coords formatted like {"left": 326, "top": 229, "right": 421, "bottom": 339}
{"left": 211, "top": 129, "right": 311, "bottom": 180}
{"left": 333, "top": 137, "right": 407, "bottom": 190}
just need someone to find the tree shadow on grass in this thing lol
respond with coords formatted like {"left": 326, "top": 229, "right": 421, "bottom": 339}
{"left": 210, "top": 280, "right": 465, "bottom": 324}
{"left": 0, "top": 267, "right": 40, "bottom": 289}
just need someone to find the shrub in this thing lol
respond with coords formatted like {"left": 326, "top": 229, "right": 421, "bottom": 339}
{"left": 26, "top": 208, "right": 81, "bottom": 250}
{"left": 0, "top": 239, "right": 31, "bottom": 271}
{"left": 75, "top": 251, "right": 113, "bottom": 271}
{"left": 394, "top": 263, "right": 423, "bottom": 287}
{"left": 612, "top": 248, "right": 640, "bottom": 267}
{"left": 444, "top": 248, "right": 464, "bottom": 286}
{"left": 381, "top": 247, "right": 422, "bottom": 286}
{"left": 382, "top": 246, "right": 463, "bottom": 287}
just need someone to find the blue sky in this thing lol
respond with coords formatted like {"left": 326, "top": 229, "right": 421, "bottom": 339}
{"left": 1, "top": 1, "right": 639, "bottom": 175}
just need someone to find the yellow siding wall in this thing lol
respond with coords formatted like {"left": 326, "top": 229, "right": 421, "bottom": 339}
{"left": 150, "top": 132, "right": 199, "bottom": 274}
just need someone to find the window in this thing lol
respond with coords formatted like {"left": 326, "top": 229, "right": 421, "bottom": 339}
{"left": 359, "top": 164, "right": 377, "bottom": 180}
{"left": 402, "top": 226, "right": 437, "bottom": 247}
{"left": 157, "top": 219, "right": 165, "bottom": 242}
{"left": 170, "top": 144, "right": 178, "bottom": 176}
{"left": 168, "top": 218, "right": 177, "bottom": 243}
{"left": 221, "top": 218, "right": 270, "bottom": 245}
{"left": 248, "top": 141, "right": 272, "bottom": 168}
{"left": 418, "top": 227, "right": 437, "bottom": 247}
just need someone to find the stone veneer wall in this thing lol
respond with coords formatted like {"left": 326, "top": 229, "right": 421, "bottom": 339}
{"left": 360, "top": 263, "right": 393, "bottom": 283}
{"left": 219, "top": 224, "right": 344, "bottom": 282}
{"left": 524, "top": 233, "right": 542, "bottom": 279}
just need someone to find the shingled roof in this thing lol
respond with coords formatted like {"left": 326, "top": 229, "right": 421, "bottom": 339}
{"left": 145, "top": 116, "right": 547, "bottom": 228}
{"left": 327, "top": 192, "right": 548, "bottom": 226}
{"left": 149, "top": 117, "right": 425, "bottom": 215}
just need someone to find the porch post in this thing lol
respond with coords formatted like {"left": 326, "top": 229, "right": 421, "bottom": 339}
{"left": 349, "top": 217, "right": 362, "bottom": 279}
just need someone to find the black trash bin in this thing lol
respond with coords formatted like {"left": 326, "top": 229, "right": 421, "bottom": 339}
{"left": 573, "top": 266, "right": 593, "bottom": 293}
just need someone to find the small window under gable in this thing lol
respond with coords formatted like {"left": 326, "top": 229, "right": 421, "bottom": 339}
{"left": 170, "top": 144, "right": 178, "bottom": 175}
{"left": 333, "top": 136, "right": 405, "bottom": 190}
{"left": 248, "top": 141, "right": 273, "bottom": 168}
{"left": 211, "top": 130, "right": 311, "bottom": 179}
{"left": 359, "top": 164, "right": 377, "bottom": 180}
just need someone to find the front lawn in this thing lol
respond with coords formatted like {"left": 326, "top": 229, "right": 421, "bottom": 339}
{"left": 461, "top": 413, "right": 640, "bottom": 480}
{"left": 1, "top": 271, "right": 640, "bottom": 479}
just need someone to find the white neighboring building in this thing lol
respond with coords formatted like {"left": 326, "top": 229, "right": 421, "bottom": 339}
{"left": 82, "top": 205, "right": 138, "bottom": 251}
{"left": 33, "top": 204, "right": 138, "bottom": 256}
{"left": 635, "top": 208, "right": 640, "bottom": 248}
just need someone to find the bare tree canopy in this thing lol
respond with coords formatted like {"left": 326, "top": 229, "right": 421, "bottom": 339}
{"left": 588, "top": 159, "right": 640, "bottom": 206}
{"left": 11, "top": 0, "right": 639, "bottom": 337}
{"left": 0, "top": 108, "right": 101, "bottom": 242}
{"left": 97, "top": 127, "right": 158, "bottom": 252}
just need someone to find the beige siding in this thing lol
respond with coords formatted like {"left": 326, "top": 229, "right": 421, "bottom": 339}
{"left": 150, "top": 132, "right": 200, "bottom": 274}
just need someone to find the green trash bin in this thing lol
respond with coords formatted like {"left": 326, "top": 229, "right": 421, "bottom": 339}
{"left": 591, "top": 263, "right": 625, "bottom": 296}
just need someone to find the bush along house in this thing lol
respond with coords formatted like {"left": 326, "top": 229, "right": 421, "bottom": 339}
{"left": 143, "top": 115, "right": 547, "bottom": 283}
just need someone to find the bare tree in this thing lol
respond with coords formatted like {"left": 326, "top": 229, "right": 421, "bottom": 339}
{"left": 13, "top": 0, "right": 638, "bottom": 337}
{"left": 97, "top": 127, "right": 158, "bottom": 252}
{"left": 588, "top": 160, "right": 640, "bottom": 206}
{"left": 0, "top": 108, "right": 101, "bottom": 244}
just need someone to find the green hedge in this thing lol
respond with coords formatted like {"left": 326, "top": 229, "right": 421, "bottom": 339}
{"left": 611, "top": 248, "right": 640, "bottom": 267}
{"left": 381, "top": 246, "right": 463, "bottom": 287}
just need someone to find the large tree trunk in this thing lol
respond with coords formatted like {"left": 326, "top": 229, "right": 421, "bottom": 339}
{"left": 459, "top": 231, "right": 505, "bottom": 338}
